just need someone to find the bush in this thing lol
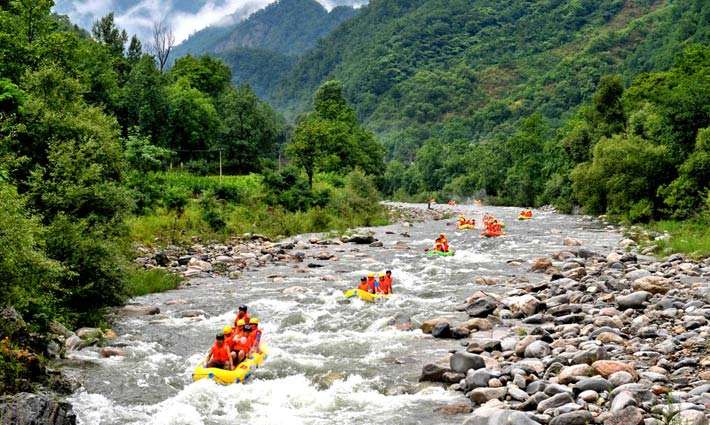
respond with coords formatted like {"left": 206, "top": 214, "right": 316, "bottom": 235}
{"left": 200, "top": 191, "right": 227, "bottom": 231}
{"left": 124, "top": 268, "right": 182, "bottom": 297}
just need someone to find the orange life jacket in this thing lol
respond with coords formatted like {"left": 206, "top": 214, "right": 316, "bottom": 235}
{"left": 358, "top": 281, "right": 369, "bottom": 291}
{"left": 211, "top": 342, "right": 230, "bottom": 362}
{"left": 232, "top": 335, "right": 251, "bottom": 353}
{"left": 234, "top": 312, "right": 250, "bottom": 327}
{"left": 366, "top": 277, "right": 376, "bottom": 292}
{"left": 379, "top": 277, "right": 392, "bottom": 294}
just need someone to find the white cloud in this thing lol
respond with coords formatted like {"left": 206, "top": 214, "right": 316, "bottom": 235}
{"left": 54, "top": 0, "right": 368, "bottom": 45}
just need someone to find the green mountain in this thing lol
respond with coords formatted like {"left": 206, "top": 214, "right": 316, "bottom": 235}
{"left": 172, "top": 0, "right": 358, "bottom": 97}
{"left": 272, "top": 0, "right": 710, "bottom": 160}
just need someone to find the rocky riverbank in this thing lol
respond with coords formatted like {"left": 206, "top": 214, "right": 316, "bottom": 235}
{"left": 420, "top": 237, "right": 710, "bottom": 424}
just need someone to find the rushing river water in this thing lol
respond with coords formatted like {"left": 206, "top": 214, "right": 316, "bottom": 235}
{"left": 64, "top": 204, "right": 621, "bottom": 425}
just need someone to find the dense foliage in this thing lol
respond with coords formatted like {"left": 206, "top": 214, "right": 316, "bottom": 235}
{"left": 0, "top": 0, "right": 382, "bottom": 387}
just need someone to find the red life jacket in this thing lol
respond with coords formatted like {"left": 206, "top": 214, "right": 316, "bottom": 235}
{"left": 358, "top": 281, "right": 369, "bottom": 291}
{"left": 234, "top": 312, "right": 250, "bottom": 327}
{"left": 211, "top": 342, "right": 230, "bottom": 362}
{"left": 380, "top": 277, "right": 392, "bottom": 294}
{"left": 366, "top": 277, "right": 375, "bottom": 292}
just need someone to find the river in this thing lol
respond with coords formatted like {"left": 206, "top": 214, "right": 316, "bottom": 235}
{"left": 64, "top": 204, "right": 621, "bottom": 425}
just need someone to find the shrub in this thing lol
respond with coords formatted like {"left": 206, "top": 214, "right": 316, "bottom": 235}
{"left": 124, "top": 268, "right": 182, "bottom": 297}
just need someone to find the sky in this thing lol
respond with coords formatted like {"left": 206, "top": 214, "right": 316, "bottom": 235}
{"left": 53, "top": 0, "right": 368, "bottom": 45}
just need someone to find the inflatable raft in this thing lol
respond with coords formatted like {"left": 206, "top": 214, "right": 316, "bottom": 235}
{"left": 481, "top": 231, "right": 504, "bottom": 238}
{"left": 458, "top": 223, "right": 475, "bottom": 230}
{"left": 427, "top": 250, "right": 455, "bottom": 257}
{"left": 193, "top": 344, "right": 268, "bottom": 385}
{"left": 517, "top": 215, "right": 532, "bottom": 221}
{"left": 343, "top": 288, "right": 388, "bottom": 303}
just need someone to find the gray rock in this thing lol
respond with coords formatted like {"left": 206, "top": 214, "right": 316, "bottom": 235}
{"left": 463, "top": 406, "right": 541, "bottom": 425}
{"left": 419, "top": 363, "right": 449, "bottom": 382}
{"left": 676, "top": 410, "right": 708, "bottom": 425}
{"left": 571, "top": 346, "right": 608, "bottom": 365}
{"left": 465, "top": 369, "right": 499, "bottom": 390}
{"left": 611, "top": 391, "right": 637, "bottom": 412}
{"left": 451, "top": 352, "right": 485, "bottom": 373}
{"left": 118, "top": 304, "right": 160, "bottom": 316}
{"left": 608, "top": 371, "right": 635, "bottom": 387}
{"left": 575, "top": 377, "right": 612, "bottom": 393}
{"left": 616, "top": 291, "right": 651, "bottom": 309}
{"left": 466, "top": 298, "right": 497, "bottom": 317}
{"left": 431, "top": 322, "right": 451, "bottom": 338}
{"left": 525, "top": 340, "right": 551, "bottom": 358}
{"left": 0, "top": 393, "right": 76, "bottom": 425}
{"left": 578, "top": 390, "right": 599, "bottom": 402}
{"left": 345, "top": 233, "right": 376, "bottom": 244}
{"left": 177, "top": 255, "right": 192, "bottom": 266}
{"left": 468, "top": 387, "right": 507, "bottom": 404}
{"left": 537, "top": 392, "right": 574, "bottom": 413}
{"left": 603, "top": 406, "right": 644, "bottom": 425}
{"left": 549, "top": 411, "right": 593, "bottom": 425}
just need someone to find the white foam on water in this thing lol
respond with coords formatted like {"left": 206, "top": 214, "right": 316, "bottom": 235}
{"left": 446, "top": 249, "right": 493, "bottom": 264}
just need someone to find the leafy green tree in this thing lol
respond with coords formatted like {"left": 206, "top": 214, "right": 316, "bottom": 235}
{"left": 287, "top": 80, "right": 383, "bottom": 187}
{"left": 170, "top": 55, "right": 232, "bottom": 99}
{"left": 91, "top": 13, "right": 127, "bottom": 57}
{"left": 124, "top": 130, "right": 173, "bottom": 172}
{"left": 166, "top": 78, "right": 220, "bottom": 159}
{"left": 127, "top": 35, "right": 142, "bottom": 63}
{"left": 216, "top": 85, "right": 283, "bottom": 173}
{"left": 120, "top": 55, "right": 169, "bottom": 143}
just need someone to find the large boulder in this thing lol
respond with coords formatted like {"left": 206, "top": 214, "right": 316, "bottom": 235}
{"left": 0, "top": 393, "right": 76, "bottom": 425}
{"left": 450, "top": 352, "right": 485, "bottom": 373}
{"left": 344, "top": 233, "right": 376, "bottom": 244}
{"left": 502, "top": 294, "right": 542, "bottom": 317}
{"left": 465, "top": 298, "right": 497, "bottom": 318}
{"left": 530, "top": 258, "right": 553, "bottom": 272}
{"left": 421, "top": 317, "right": 450, "bottom": 334}
{"left": 419, "top": 363, "right": 449, "bottom": 382}
{"left": 118, "top": 304, "right": 160, "bottom": 317}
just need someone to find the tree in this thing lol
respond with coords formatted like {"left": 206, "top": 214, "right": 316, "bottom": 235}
{"left": 170, "top": 55, "right": 232, "bottom": 99}
{"left": 91, "top": 13, "right": 127, "bottom": 57}
{"left": 286, "top": 80, "right": 384, "bottom": 186}
{"left": 11, "top": 0, "right": 52, "bottom": 44}
{"left": 165, "top": 78, "right": 220, "bottom": 158}
{"left": 127, "top": 35, "right": 142, "bottom": 63}
{"left": 151, "top": 18, "right": 175, "bottom": 72}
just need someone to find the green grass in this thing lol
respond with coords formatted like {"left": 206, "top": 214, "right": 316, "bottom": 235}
{"left": 124, "top": 268, "right": 183, "bottom": 297}
{"left": 646, "top": 218, "right": 710, "bottom": 259}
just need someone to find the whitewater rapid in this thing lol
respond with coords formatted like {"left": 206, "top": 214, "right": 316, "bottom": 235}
{"left": 63, "top": 204, "right": 621, "bottom": 424}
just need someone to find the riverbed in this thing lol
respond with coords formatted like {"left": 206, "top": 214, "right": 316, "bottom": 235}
{"left": 64, "top": 204, "right": 621, "bottom": 425}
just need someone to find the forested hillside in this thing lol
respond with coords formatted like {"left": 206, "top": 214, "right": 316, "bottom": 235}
{"left": 0, "top": 2, "right": 382, "bottom": 395}
{"left": 271, "top": 0, "right": 709, "bottom": 220}
{"left": 172, "top": 0, "right": 357, "bottom": 96}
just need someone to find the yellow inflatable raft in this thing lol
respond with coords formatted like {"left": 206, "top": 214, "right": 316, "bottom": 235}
{"left": 458, "top": 223, "right": 475, "bottom": 230}
{"left": 343, "top": 288, "right": 388, "bottom": 303}
{"left": 192, "top": 344, "right": 268, "bottom": 385}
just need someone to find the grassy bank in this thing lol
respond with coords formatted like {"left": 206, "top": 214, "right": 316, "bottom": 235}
{"left": 127, "top": 170, "right": 388, "bottom": 247}
{"left": 645, "top": 219, "right": 710, "bottom": 259}
{"left": 124, "top": 268, "right": 184, "bottom": 297}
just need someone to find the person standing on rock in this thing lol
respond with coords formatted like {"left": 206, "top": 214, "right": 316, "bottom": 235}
{"left": 205, "top": 333, "right": 234, "bottom": 370}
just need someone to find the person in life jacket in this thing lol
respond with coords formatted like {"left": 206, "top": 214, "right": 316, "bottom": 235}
{"left": 248, "top": 318, "right": 261, "bottom": 351}
{"left": 385, "top": 270, "right": 393, "bottom": 294}
{"left": 434, "top": 233, "right": 449, "bottom": 252}
{"left": 377, "top": 272, "right": 392, "bottom": 295}
{"left": 234, "top": 305, "right": 250, "bottom": 328}
{"left": 205, "top": 333, "right": 234, "bottom": 370}
{"left": 234, "top": 319, "right": 246, "bottom": 339}
{"left": 366, "top": 273, "right": 376, "bottom": 293}
{"left": 357, "top": 277, "right": 369, "bottom": 291}
{"left": 231, "top": 322, "right": 253, "bottom": 364}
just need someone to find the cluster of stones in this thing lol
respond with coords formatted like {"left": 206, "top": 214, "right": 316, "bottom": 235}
{"left": 421, "top": 239, "right": 710, "bottom": 425}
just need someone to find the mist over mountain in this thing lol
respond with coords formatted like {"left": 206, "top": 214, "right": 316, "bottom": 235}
{"left": 52, "top": 0, "right": 367, "bottom": 44}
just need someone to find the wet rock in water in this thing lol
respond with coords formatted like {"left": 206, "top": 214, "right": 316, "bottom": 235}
{"left": 431, "top": 322, "right": 452, "bottom": 338}
{"left": 176, "top": 309, "right": 206, "bottom": 318}
{"left": 369, "top": 241, "right": 384, "bottom": 247}
{"left": 548, "top": 411, "right": 592, "bottom": 425}
{"left": 462, "top": 318, "right": 493, "bottom": 331}
{"left": 632, "top": 276, "right": 671, "bottom": 294}
{"left": 451, "top": 326, "right": 471, "bottom": 339}
{"left": 564, "top": 238, "right": 582, "bottom": 246}
{"left": 0, "top": 393, "right": 76, "bottom": 425}
{"left": 463, "top": 406, "right": 541, "bottom": 425}
{"left": 177, "top": 255, "right": 192, "bottom": 266}
{"left": 469, "top": 387, "right": 508, "bottom": 404}
{"left": 99, "top": 347, "right": 124, "bottom": 358}
{"left": 531, "top": 257, "right": 553, "bottom": 272}
{"left": 616, "top": 291, "right": 651, "bottom": 309}
{"left": 435, "top": 402, "right": 473, "bottom": 415}
{"left": 451, "top": 352, "right": 485, "bottom": 373}
{"left": 421, "top": 317, "right": 450, "bottom": 334}
{"left": 466, "top": 298, "right": 497, "bottom": 317}
{"left": 119, "top": 304, "right": 160, "bottom": 316}
{"left": 419, "top": 363, "right": 449, "bottom": 382}
{"left": 75, "top": 327, "right": 103, "bottom": 340}
{"left": 315, "top": 251, "right": 334, "bottom": 260}
{"left": 503, "top": 294, "right": 542, "bottom": 317}
{"left": 465, "top": 369, "right": 500, "bottom": 390}
{"left": 344, "top": 233, "right": 376, "bottom": 244}
{"left": 154, "top": 251, "right": 170, "bottom": 266}
{"left": 442, "top": 371, "right": 466, "bottom": 384}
